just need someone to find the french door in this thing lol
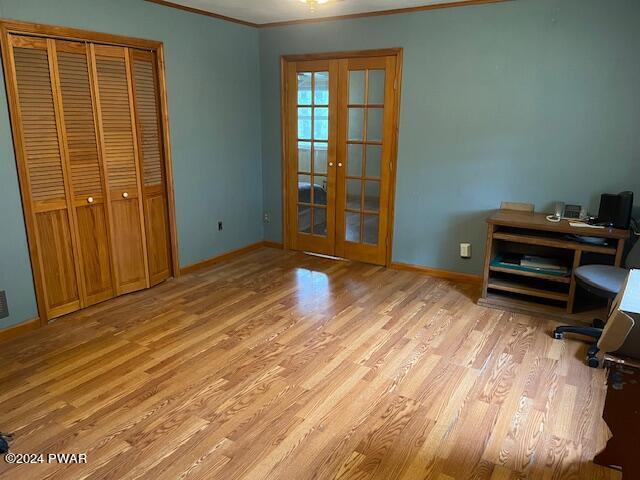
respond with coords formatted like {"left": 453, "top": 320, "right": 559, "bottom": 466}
{"left": 285, "top": 50, "right": 401, "bottom": 266}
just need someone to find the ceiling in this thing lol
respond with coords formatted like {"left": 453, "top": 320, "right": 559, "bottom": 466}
{"left": 163, "top": 0, "right": 478, "bottom": 26}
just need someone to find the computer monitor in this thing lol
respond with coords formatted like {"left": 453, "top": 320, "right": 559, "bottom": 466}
{"left": 598, "top": 191, "right": 633, "bottom": 229}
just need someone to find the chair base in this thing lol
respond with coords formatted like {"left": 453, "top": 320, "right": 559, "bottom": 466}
{"left": 587, "top": 344, "right": 601, "bottom": 368}
{"left": 553, "top": 325, "right": 602, "bottom": 340}
{"left": 553, "top": 320, "right": 603, "bottom": 368}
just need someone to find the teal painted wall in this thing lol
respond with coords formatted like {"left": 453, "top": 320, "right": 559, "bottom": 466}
{"left": 260, "top": 0, "right": 640, "bottom": 270}
{"left": 0, "top": 0, "right": 262, "bottom": 328}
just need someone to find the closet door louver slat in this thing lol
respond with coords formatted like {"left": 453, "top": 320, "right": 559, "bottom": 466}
{"left": 55, "top": 40, "right": 115, "bottom": 306}
{"left": 14, "top": 47, "right": 65, "bottom": 203}
{"left": 91, "top": 45, "right": 149, "bottom": 295}
{"left": 11, "top": 36, "right": 80, "bottom": 318}
{"left": 131, "top": 50, "right": 171, "bottom": 286}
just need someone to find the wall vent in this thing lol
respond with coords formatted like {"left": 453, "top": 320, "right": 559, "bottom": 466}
{"left": 0, "top": 291, "right": 8, "bottom": 319}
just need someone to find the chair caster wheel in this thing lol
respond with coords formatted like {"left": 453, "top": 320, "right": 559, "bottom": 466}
{"left": 0, "top": 433, "right": 12, "bottom": 454}
{"left": 554, "top": 331, "right": 564, "bottom": 340}
{"left": 587, "top": 357, "right": 600, "bottom": 368}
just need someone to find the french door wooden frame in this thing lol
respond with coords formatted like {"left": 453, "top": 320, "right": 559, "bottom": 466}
{"left": 0, "top": 19, "right": 180, "bottom": 325}
{"left": 280, "top": 48, "right": 403, "bottom": 266}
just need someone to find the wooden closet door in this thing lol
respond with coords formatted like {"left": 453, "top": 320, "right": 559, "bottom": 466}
{"left": 8, "top": 35, "right": 81, "bottom": 318}
{"left": 90, "top": 44, "right": 149, "bottom": 295}
{"left": 130, "top": 49, "right": 172, "bottom": 286}
{"left": 54, "top": 40, "right": 115, "bottom": 306}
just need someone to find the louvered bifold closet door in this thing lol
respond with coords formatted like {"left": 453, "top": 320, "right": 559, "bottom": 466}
{"left": 130, "top": 50, "right": 171, "bottom": 286}
{"left": 90, "top": 44, "right": 149, "bottom": 295}
{"left": 9, "top": 35, "right": 82, "bottom": 319}
{"left": 54, "top": 40, "right": 115, "bottom": 306}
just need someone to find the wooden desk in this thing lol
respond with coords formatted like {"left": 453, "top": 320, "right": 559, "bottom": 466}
{"left": 478, "top": 210, "right": 629, "bottom": 323}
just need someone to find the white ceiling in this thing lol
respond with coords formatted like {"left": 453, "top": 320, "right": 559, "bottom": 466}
{"left": 167, "top": 0, "right": 474, "bottom": 25}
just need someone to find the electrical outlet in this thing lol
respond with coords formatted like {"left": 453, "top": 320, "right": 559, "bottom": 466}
{"left": 218, "top": 221, "right": 223, "bottom": 231}
{"left": 263, "top": 212, "right": 270, "bottom": 224}
{"left": 460, "top": 243, "right": 472, "bottom": 259}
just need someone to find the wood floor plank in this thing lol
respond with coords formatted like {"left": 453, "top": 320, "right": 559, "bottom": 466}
{"left": 0, "top": 248, "right": 619, "bottom": 479}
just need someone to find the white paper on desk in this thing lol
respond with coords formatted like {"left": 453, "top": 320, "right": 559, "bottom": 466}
{"left": 569, "top": 222, "right": 605, "bottom": 229}
{"left": 620, "top": 269, "right": 640, "bottom": 315}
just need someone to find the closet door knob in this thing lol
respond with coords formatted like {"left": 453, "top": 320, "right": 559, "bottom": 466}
{"left": 338, "top": 162, "right": 343, "bottom": 167}
{"left": 87, "top": 196, "right": 94, "bottom": 204}
{"left": 122, "top": 192, "right": 129, "bottom": 199}
{"left": 329, "top": 162, "right": 334, "bottom": 167}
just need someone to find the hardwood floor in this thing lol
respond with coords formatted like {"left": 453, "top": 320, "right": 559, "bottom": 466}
{"left": 0, "top": 247, "right": 619, "bottom": 479}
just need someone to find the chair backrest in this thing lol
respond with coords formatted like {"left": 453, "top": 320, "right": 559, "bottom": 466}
{"left": 500, "top": 201, "right": 534, "bottom": 213}
{"left": 625, "top": 237, "right": 640, "bottom": 269}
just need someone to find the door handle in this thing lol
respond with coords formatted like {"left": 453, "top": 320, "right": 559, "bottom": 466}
{"left": 338, "top": 162, "right": 343, "bottom": 167}
{"left": 122, "top": 192, "right": 129, "bottom": 199}
{"left": 87, "top": 196, "right": 94, "bottom": 204}
{"left": 329, "top": 162, "right": 334, "bottom": 167}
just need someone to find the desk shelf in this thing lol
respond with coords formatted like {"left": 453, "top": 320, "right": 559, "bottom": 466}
{"left": 489, "top": 265, "right": 571, "bottom": 284}
{"left": 492, "top": 231, "right": 616, "bottom": 255}
{"left": 480, "top": 210, "right": 629, "bottom": 324}
{"left": 487, "top": 277, "right": 569, "bottom": 302}
{"left": 478, "top": 292, "right": 603, "bottom": 325}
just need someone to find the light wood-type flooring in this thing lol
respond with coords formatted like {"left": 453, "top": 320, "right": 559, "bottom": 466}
{"left": 0, "top": 248, "right": 619, "bottom": 479}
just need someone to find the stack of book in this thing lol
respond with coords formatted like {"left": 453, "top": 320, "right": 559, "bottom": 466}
{"left": 491, "top": 253, "right": 570, "bottom": 276}
{"left": 520, "top": 256, "right": 569, "bottom": 275}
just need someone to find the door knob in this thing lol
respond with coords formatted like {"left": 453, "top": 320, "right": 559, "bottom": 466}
{"left": 338, "top": 162, "right": 343, "bottom": 167}
{"left": 329, "top": 162, "right": 334, "bottom": 167}
{"left": 87, "top": 196, "right": 94, "bottom": 204}
{"left": 122, "top": 192, "right": 129, "bottom": 199}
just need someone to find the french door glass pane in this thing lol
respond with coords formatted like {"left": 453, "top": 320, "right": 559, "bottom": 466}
{"left": 364, "top": 180, "right": 380, "bottom": 212}
{"left": 314, "top": 207, "right": 327, "bottom": 235}
{"left": 363, "top": 214, "right": 379, "bottom": 244}
{"left": 298, "top": 107, "right": 312, "bottom": 139}
{"left": 298, "top": 204, "right": 311, "bottom": 233}
{"left": 348, "top": 108, "right": 364, "bottom": 141}
{"left": 343, "top": 66, "right": 390, "bottom": 249}
{"left": 314, "top": 107, "right": 329, "bottom": 140}
{"left": 366, "top": 108, "right": 383, "bottom": 142}
{"left": 314, "top": 72, "right": 329, "bottom": 105}
{"left": 365, "top": 144, "right": 381, "bottom": 177}
{"left": 298, "top": 141, "right": 311, "bottom": 172}
{"left": 314, "top": 176, "right": 328, "bottom": 205}
{"left": 346, "top": 179, "right": 361, "bottom": 210}
{"left": 297, "top": 72, "right": 312, "bottom": 104}
{"left": 298, "top": 174, "right": 311, "bottom": 203}
{"left": 347, "top": 144, "right": 363, "bottom": 177}
{"left": 368, "top": 70, "right": 385, "bottom": 104}
{"left": 313, "top": 142, "right": 327, "bottom": 174}
{"left": 346, "top": 212, "right": 360, "bottom": 242}
{"left": 349, "top": 70, "right": 365, "bottom": 104}
{"left": 296, "top": 70, "right": 331, "bottom": 239}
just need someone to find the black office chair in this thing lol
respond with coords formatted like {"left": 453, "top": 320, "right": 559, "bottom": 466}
{"left": 554, "top": 236, "right": 640, "bottom": 367}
